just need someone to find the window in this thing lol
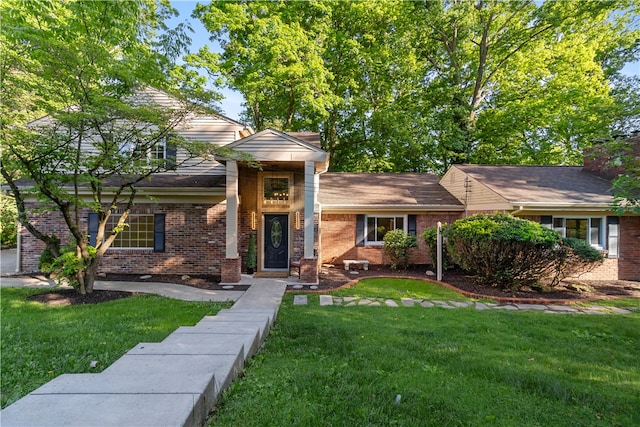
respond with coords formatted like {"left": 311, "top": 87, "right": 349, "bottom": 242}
{"left": 108, "top": 215, "right": 155, "bottom": 249}
{"left": 118, "top": 136, "right": 174, "bottom": 167}
{"left": 150, "top": 139, "right": 166, "bottom": 161}
{"left": 551, "top": 217, "right": 604, "bottom": 248}
{"left": 263, "top": 177, "right": 290, "bottom": 205}
{"left": 88, "top": 213, "right": 165, "bottom": 251}
{"left": 365, "top": 215, "right": 405, "bottom": 244}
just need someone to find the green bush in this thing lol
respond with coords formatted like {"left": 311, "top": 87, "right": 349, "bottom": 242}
{"left": 246, "top": 232, "right": 257, "bottom": 272}
{"left": 383, "top": 229, "right": 417, "bottom": 270}
{"left": 446, "top": 213, "right": 563, "bottom": 290}
{"left": 0, "top": 195, "right": 17, "bottom": 247}
{"left": 422, "top": 225, "right": 453, "bottom": 271}
{"left": 40, "top": 238, "right": 96, "bottom": 290}
{"left": 551, "top": 237, "right": 605, "bottom": 285}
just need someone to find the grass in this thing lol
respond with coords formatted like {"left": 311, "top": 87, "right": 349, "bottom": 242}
{"left": 0, "top": 287, "right": 229, "bottom": 408}
{"left": 209, "top": 278, "right": 640, "bottom": 426}
{"left": 331, "top": 277, "right": 472, "bottom": 301}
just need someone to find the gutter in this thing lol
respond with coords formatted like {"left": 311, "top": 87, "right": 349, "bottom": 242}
{"left": 320, "top": 204, "right": 465, "bottom": 213}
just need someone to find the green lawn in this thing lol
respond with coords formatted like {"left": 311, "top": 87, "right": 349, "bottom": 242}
{"left": 331, "top": 277, "right": 471, "bottom": 301}
{"left": 0, "top": 287, "right": 228, "bottom": 408}
{"left": 210, "top": 279, "right": 640, "bottom": 426}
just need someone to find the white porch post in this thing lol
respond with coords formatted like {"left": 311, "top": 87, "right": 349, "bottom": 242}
{"left": 304, "top": 161, "right": 315, "bottom": 259}
{"left": 226, "top": 160, "right": 239, "bottom": 258}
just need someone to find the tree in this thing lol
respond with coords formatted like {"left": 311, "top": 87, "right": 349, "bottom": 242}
{"left": 0, "top": 0, "right": 228, "bottom": 294}
{"left": 192, "top": 0, "right": 639, "bottom": 173}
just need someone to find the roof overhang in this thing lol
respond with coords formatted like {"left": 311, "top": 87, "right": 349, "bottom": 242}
{"left": 320, "top": 204, "right": 465, "bottom": 213}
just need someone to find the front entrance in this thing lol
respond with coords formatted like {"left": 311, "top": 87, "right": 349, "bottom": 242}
{"left": 264, "top": 214, "right": 289, "bottom": 269}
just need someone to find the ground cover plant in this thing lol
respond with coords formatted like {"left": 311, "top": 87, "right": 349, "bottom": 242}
{"left": 0, "top": 288, "right": 228, "bottom": 408}
{"left": 210, "top": 280, "right": 640, "bottom": 426}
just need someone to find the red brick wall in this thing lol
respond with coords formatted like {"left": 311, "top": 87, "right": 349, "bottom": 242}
{"left": 320, "top": 212, "right": 462, "bottom": 267}
{"left": 20, "top": 203, "right": 227, "bottom": 276}
{"left": 619, "top": 216, "right": 640, "bottom": 280}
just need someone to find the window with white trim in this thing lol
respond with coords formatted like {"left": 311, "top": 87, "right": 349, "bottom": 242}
{"left": 552, "top": 217, "right": 604, "bottom": 249}
{"left": 365, "top": 215, "right": 406, "bottom": 244}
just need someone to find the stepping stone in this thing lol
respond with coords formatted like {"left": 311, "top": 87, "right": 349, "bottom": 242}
{"left": 494, "top": 304, "right": 518, "bottom": 310}
{"left": 319, "top": 295, "right": 333, "bottom": 306}
{"left": 358, "top": 299, "right": 371, "bottom": 306}
{"left": 475, "top": 302, "right": 490, "bottom": 310}
{"left": 345, "top": 302, "right": 357, "bottom": 307}
{"left": 222, "top": 285, "right": 235, "bottom": 290}
{"left": 547, "top": 305, "right": 579, "bottom": 313}
{"left": 293, "top": 295, "right": 308, "bottom": 305}
{"left": 514, "top": 303, "right": 547, "bottom": 311}
{"left": 343, "top": 297, "right": 358, "bottom": 302}
{"left": 401, "top": 298, "right": 415, "bottom": 307}
{"left": 606, "top": 306, "right": 632, "bottom": 315}
{"left": 433, "top": 300, "right": 454, "bottom": 308}
{"left": 385, "top": 299, "right": 398, "bottom": 307}
{"left": 334, "top": 297, "right": 343, "bottom": 304}
{"left": 449, "top": 301, "right": 472, "bottom": 308}
{"left": 370, "top": 301, "right": 381, "bottom": 307}
{"left": 421, "top": 301, "right": 435, "bottom": 308}
{"left": 292, "top": 285, "right": 304, "bottom": 290}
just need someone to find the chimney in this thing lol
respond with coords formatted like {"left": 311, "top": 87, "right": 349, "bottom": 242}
{"left": 583, "top": 134, "right": 640, "bottom": 180}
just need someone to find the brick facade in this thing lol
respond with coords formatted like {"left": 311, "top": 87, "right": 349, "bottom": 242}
{"left": 320, "top": 212, "right": 462, "bottom": 267}
{"left": 20, "top": 202, "right": 227, "bottom": 276}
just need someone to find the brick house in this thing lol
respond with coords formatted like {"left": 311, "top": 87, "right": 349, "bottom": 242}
{"left": 11, "top": 91, "right": 639, "bottom": 282}
{"left": 440, "top": 162, "right": 640, "bottom": 280}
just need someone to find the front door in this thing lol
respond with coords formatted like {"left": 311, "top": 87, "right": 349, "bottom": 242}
{"left": 264, "top": 214, "right": 288, "bottom": 269}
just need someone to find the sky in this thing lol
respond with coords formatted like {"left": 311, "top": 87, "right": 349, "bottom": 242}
{"left": 168, "top": 0, "right": 640, "bottom": 123}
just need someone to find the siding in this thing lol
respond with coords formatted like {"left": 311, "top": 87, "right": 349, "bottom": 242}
{"left": 441, "top": 166, "right": 512, "bottom": 211}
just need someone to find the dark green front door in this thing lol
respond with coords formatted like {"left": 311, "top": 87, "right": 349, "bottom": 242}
{"left": 264, "top": 214, "right": 288, "bottom": 269}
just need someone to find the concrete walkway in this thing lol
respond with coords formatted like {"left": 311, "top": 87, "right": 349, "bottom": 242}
{"left": 0, "top": 276, "right": 287, "bottom": 427}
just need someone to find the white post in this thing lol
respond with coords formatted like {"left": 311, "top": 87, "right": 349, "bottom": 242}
{"left": 225, "top": 160, "right": 239, "bottom": 258}
{"left": 437, "top": 221, "right": 442, "bottom": 282}
{"left": 304, "top": 161, "right": 315, "bottom": 259}
{"left": 15, "top": 221, "right": 21, "bottom": 273}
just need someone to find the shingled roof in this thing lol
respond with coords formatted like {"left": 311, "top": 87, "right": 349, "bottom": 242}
{"left": 453, "top": 165, "right": 614, "bottom": 206}
{"left": 319, "top": 173, "right": 463, "bottom": 210}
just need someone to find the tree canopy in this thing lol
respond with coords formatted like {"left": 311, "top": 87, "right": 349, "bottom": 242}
{"left": 0, "top": 0, "right": 226, "bottom": 293}
{"left": 193, "top": 0, "right": 639, "bottom": 174}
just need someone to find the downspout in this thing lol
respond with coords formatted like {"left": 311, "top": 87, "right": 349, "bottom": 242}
{"left": 511, "top": 206, "right": 524, "bottom": 216}
{"left": 16, "top": 222, "right": 21, "bottom": 272}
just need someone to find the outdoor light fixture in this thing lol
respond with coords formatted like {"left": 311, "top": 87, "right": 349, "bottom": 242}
{"left": 295, "top": 211, "right": 301, "bottom": 229}
{"left": 251, "top": 211, "right": 257, "bottom": 230}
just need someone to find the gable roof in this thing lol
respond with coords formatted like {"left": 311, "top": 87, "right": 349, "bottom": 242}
{"left": 319, "top": 173, "right": 464, "bottom": 211}
{"left": 223, "top": 128, "right": 329, "bottom": 164}
{"left": 450, "top": 165, "right": 614, "bottom": 207}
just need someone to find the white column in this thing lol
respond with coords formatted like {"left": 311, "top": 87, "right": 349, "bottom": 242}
{"left": 226, "top": 160, "right": 239, "bottom": 258}
{"left": 304, "top": 161, "right": 315, "bottom": 258}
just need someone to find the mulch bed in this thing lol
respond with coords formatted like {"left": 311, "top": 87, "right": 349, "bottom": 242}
{"left": 21, "top": 265, "right": 640, "bottom": 306}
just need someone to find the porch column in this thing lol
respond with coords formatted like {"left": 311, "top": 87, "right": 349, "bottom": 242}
{"left": 304, "top": 161, "right": 315, "bottom": 258}
{"left": 300, "top": 161, "right": 319, "bottom": 283}
{"left": 222, "top": 160, "right": 241, "bottom": 282}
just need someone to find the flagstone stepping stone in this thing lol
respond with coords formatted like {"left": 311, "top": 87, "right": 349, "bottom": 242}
{"left": 358, "top": 299, "right": 372, "bottom": 306}
{"left": 319, "top": 295, "right": 333, "bottom": 306}
{"left": 515, "top": 303, "right": 547, "bottom": 311}
{"left": 421, "top": 301, "right": 435, "bottom": 308}
{"left": 293, "top": 295, "right": 308, "bottom": 305}
{"left": 474, "top": 302, "right": 490, "bottom": 310}
{"left": 370, "top": 301, "right": 381, "bottom": 307}
{"left": 449, "top": 301, "right": 472, "bottom": 308}
{"left": 385, "top": 299, "right": 399, "bottom": 307}
{"left": 401, "top": 298, "right": 415, "bottom": 307}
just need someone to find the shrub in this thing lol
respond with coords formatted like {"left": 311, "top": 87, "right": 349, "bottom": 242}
{"left": 0, "top": 195, "right": 17, "bottom": 247}
{"left": 446, "top": 213, "right": 563, "bottom": 290}
{"left": 552, "top": 237, "right": 604, "bottom": 284}
{"left": 422, "top": 225, "right": 453, "bottom": 271}
{"left": 383, "top": 229, "right": 417, "bottom": 270}
{"left": 246, "top": 232, "right": 257, "bottom": 272}
{"left": 40, "top": 239, "right": 96, "bottom": 290}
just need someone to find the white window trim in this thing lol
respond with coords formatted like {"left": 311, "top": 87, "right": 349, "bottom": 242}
{"left": 552, "top": 216, "right": 606, "bottom": 250}
{"left": 364, "top": 214, "right": 408, "bottom": 246}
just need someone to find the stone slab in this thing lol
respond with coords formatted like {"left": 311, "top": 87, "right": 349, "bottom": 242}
{"left": 127, "top": 340, "right": 245, "bottom": 358}
{"left": 385, "top": 299, "right": 399, "bottom": 307}
{"left": 232, "top": 283, "right": 286, "bottom": 311}
{"left": 103, "top": 353, "right": 242, "bottom": 394}
{"left": 293, "top": 295, "right": 308, "bottom": 305}
{"left": 0, "top": 393, "right": 200, "bottom": 427}
{"left": 196, "top": 316, "right": 270, "bottom": 341}
{"left": 401, "top": 298, "right": 415, "bottom": 307}
{"left": 170, "top": 325, "right": 261, "bottom": 359}
{"left": 219, "top": 307, "right": 279, "bottom": 325}
{"left": 319, "top": 295, "right": 333, "bottom": 306}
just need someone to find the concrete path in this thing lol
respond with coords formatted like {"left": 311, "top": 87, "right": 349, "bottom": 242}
{"left": 0, "top": 277, "right": 287, "bottom": 427}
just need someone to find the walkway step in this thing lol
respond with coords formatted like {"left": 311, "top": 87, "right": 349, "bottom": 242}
{"left": 172, "top": 325, "right": 262, "bottom": 359}
{"left": 0, "top": 392, "right": 200, "bottom": 427}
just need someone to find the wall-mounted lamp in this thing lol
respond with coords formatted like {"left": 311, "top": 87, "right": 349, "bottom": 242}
{"left": 251, "top": 211, "right": 257, "bottom": 230}
{"left": 294, "top": 211, "right": 301, "bottom": 230}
